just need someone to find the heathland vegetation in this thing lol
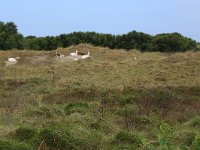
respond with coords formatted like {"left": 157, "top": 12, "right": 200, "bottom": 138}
{"left": 0, "top": 21, "right": 199, "bottom": 52}
{"left": 0, "top": 21, "right": 200, "bottom": 149}
{"left": 0, "top": 44, "right": 200, "bottom": 149}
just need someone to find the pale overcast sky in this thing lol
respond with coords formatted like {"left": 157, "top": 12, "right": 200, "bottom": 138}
{"left": 0, "top": 0, "right": 199, "bottom": 41}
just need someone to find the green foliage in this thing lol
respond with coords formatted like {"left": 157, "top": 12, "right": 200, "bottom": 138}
{"left": 193, "top": 134, "right": 200, "bottom": 150}
{"left": 39, "top": 126, "right": 102, "bottom": 150}
{"left": 0, "top": 21, "right": 23, "bottom": 50}
{"left": 64, "top": 102, "right": 89, "bottom": 115}
{"left": 115, "top": 31, "right": 152, "bottom": 50}
{"left": 0, "top": 139, "right": 32, "bottom": 150}
{"left": 190, "top": 118, "right": 200, "bottom": 128}
{"left": 25, "top": 31, "right": 197, "bottom": 52}
{"left": 157, "top": 122, "right": 175, "bottom": 149}
{"left": 0, "top": 47, "right": 200, "bottom": 149}
{"left": 144, "top": 122, "right": 177, "bottom": 150}
{"left": 151, "top": 33, "right": 197, "bottom": 52}
{"left": 39, "top": 127, "right": 75, "bottom": 149}
{"left": 24, "top": 36, "right": 59, "bottom": 50}
{"left": 114, "top": 131, "right": 142, "bottom": 149}
{"left": 14, "top": 126, "right": 38, "bottom": 142}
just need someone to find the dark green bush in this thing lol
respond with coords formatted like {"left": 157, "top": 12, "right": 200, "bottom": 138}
{"left": 151, "top": 33, "right": 197, "bottom": 52}
{"left": 193, "top": 134, "right": 200, "bottom": 150}
{"left": 190, "top": 118, "right": 200, "bottom": 128}
{"left": 39, "top": 127, "right": 78, "bottom": 149}
{"left": 79, "top": 130, "right": 103, "bottom": 150}
{"left": 39, "top": 126, "right": 103, "bottom": 150}
{"left": 114, "top": 131, "right": 142, "bottom": 148}
{"left": 0, "top": 139, "right": 32, "bottom": 150}
{"left": 64, "top": 102, "right": 89, "bottom": 115}
{"left": 15, "top": 126, "right": 38, "bottom": 142}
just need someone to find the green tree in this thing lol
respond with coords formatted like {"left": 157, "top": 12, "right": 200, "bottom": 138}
{"left": 151, "top": 33, "right": 197, "bottom": 52}
{"left": 0, "top": 21, "right": 23, "bottom": 50}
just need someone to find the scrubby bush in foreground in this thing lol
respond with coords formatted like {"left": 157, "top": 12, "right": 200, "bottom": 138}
{"left": 0, "top": 139, "right": 32, "bottom": 150}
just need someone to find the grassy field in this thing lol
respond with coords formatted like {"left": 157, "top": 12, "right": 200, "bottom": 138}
{"left": 0, "top": 44, "right": 200, "bottom": 149}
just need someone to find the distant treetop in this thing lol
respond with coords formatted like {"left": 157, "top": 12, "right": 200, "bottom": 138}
{"left": 0, "top": 21, "right": 198, "bottom": 52}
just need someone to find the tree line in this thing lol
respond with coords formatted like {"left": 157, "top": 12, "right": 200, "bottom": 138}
{"left": 0, "top": 21, "right": 198, "bottom": 52}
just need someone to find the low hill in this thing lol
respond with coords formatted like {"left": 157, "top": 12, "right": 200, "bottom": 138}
{"left": 1, "top": 44, "right": 200, "bottom": 88}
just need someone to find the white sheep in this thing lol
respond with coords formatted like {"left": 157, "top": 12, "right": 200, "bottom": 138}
{"left": 5, "top": 57, "right": 20, "bottom": 66}
{"left": 80, "top": 51, "right": 90, "bottom": 59}
{"left": 69, "top": 51, "right": 78, "bottom": 57}
{"left": 8, "top": 57, "right": 20, "bottom": 62}
{"left": 69, "top": 50, "right": 90, "bottom": 60}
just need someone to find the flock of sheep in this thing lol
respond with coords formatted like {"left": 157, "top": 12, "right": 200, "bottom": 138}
{"left": 56, "top": 50, "right": 91, "bottom": 60}
{"left": 4, "top": 50, "right": 138, "bottom": 66}
{"left": 4, "top": 50, "right": 91, "bottom": 66}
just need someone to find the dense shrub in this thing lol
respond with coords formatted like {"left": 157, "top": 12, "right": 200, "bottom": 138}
{"left": 193, "top": 134, "right": 200, "bottom": 150}
{"left": 39, "top": 127, "right": 76, "bottom": 149}
{"left": 39, "top": 126, "right": 102, "bottom": 150}
{"left": 151, "top": 33, "right": 197, "bottom": 52}
{"left": 114, "top": 131, "right": 142, "bottom": 148}
{"left": 15, "top": 126, "right": 38, "bottom": 142}
{"left": 190, "top": 118, "right": 200, "bottom": 128}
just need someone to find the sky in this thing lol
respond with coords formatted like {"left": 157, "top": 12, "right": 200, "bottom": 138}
{"left": 0, "top": 0, "right": 200, "bottom": 41}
